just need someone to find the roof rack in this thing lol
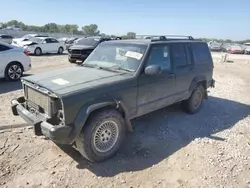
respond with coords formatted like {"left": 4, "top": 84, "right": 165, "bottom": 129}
{"left": 149, "top": 35, "right": 195, "bottom": 42}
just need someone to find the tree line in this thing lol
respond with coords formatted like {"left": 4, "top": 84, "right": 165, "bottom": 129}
{"left": 0, "top": 20, "right": 136, "bottom": 39}
{"left": 1, "top": 20, "right": 249, "bottom": 43}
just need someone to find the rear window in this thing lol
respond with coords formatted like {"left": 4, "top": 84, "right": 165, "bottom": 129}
{"left": 0, "top": 44, "right": 11, "bottom": 51}
{"left": 191, "top": 43, "right": 212, "bottom": 64}
{"left": 0, "top": 35, "right": 13, "bottom": 39}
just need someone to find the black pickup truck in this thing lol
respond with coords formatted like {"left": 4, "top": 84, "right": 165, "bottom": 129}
{"left": 67, "top": 36, "right": 112, "bottom": 64}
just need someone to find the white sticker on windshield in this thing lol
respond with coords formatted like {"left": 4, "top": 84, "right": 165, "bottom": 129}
{"left": 125, "top": 51, "right": 143, "bottom": 60}
{"left": 52, "top": 78, "right": 69, "bottom": 85}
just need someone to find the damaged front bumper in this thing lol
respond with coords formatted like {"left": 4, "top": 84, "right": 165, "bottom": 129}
{"left": 11, "top": 97, "right": 72, "bottom": 144}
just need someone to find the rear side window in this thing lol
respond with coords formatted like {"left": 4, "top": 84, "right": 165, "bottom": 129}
{"left": 191, "top": 43, "right": 212, "bottom": 64}
{"left": 171, "top": 43, "right": 188, "bottom": 67}
{"left": 45, "top": 38, "right": 51, "bottom": 43}
{"left": 0, "top": 44, "right": 11, "bottom": 51}
{"left": 50, "top": 38, "right": 59, "bottom": 43}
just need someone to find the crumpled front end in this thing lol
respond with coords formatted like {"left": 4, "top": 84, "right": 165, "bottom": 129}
{"left": 11, "top": 80, "right": 72, "bottom": 144}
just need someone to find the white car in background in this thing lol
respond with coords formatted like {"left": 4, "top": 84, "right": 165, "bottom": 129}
{"left": 12, "top": 34, "right": 49, "bottom": 46}
{"left": 0, "top": 41, "right": 31, "bottom": 81}
{"left": 21, "top": 37, "right": 65, "bottom": 56}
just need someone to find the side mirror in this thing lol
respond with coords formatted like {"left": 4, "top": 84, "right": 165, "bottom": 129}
{"left": 144, "top": 65, "right": 162, "bottom": 76}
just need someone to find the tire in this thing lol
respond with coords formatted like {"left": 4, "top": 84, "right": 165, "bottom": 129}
{"left": 34, "top": 47, "right": 42, "bottom": 56}
{"left": 58, "top": 47, "right": 64, "bottom": 54}
{"left": 75, "top": 109, "right": 126, "bottom": 162}
{"left": 5, "top": 62, "right": 23, "bottom": 81}
{"left": 68, "top": 58, "right": 76, "bottom": 63}
{"left": 182, "top": 84, "right": 204, "bottom": 114}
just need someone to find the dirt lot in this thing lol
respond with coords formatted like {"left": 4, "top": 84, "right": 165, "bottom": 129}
{"left": 0, "top": 52, "right": 250, "bottom": 188}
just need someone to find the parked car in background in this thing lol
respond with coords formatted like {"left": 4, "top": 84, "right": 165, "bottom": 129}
{"left": 221, "top": 43, "right": 231, "bottom": 52}
{"left": 228, "top": 45, "right": 244, "bottom": 54}
{"left": 209, "top": 42, "right": 222, "bottom": 52}
{"left": 68, "top": 36, "right": 112, "bottom": 64}
{"left": 243, "top": 43, "right": 250, "bottom": 54}
{"left": 0, "top": 41, "right": 31, "bottom": 81}
{"left": 5, "top": 26, "right": 22, "bottom": 31}
{"left": 20, "top": 37, "right": 65, "bottom": 56}
{"left": 65, "top": 37, "right": 79, "bottom": 50}
{"left": 12, "top": 34, "right": 49, "bottom": 46}
{"left": 0, "top": 35, "right": 13, "bottom": 44}
{"left": 0, "top": 34, "right": 14, "bottom": 44}
{"left": 58, "top": 37, "right": 68, "bottom": 43}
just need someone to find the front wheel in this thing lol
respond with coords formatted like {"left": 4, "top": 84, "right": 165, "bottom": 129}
{"left": 75, "top": 109, "right": 126, "bottom": 162}
{"left": 182, "top": 84, "right": 205, "bottom": 114}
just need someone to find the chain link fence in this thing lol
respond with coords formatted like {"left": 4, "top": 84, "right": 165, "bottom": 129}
{"left": 0, "top": 30, "right": 86, "bottom": 39}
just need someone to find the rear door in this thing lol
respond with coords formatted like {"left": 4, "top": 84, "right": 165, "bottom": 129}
{"left": 190, "top": 42, "right": 214, "bottom": 86}
{"left": 50, "top": 38, "right": 61, "bottom": 52}
{"left": 0, "top": 44, "right": 11, "bottom": 78}
{"left": 171, "top": 43, "right": 195, "bottom": 101}
{"left": 41, "top": 38, "right": 52, "bottom": 53}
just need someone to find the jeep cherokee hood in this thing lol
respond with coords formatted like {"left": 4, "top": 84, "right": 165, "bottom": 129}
{"left": 22, "top": 66, "right": 132, "bottom": 96}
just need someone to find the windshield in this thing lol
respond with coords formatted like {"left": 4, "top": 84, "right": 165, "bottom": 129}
{"left": 22, "top": 34, "right": 35, "bottom": 39}
{"left": 75, "top": 38, "right": 100, "bottom": 46}
{"left": 30, "top": 37, "right": 43, "bottom": 43}
{"left": 83, "top": 42, "right": 147, "bottom": 72}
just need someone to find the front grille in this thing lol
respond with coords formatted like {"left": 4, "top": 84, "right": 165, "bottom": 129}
{"left": 71, "top": 50, "right": 82, "bottom": 55}
{"left": 25, "top": 86, "right": 51, "bottom": 115}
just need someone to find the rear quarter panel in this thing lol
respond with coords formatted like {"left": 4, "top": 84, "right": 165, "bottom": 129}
{"left": 10, "top": 49, "right": 31, "bottom": 72}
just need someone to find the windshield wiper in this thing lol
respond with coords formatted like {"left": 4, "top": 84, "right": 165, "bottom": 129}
{"left": 81, "top": 63, "right": 99, "bottom": 68}
{"left": 110, "top": 65, "right": 135, "bottom": 72}
{"left": 81, "top": 64, "right": 120, "bottom": 72}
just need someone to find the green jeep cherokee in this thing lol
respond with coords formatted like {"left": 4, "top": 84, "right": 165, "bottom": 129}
{"left": 11, "top": 35, "right": 215, "bottom": 162}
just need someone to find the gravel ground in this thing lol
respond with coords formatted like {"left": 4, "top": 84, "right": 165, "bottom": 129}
{"left": 0, "top": 52, "right": 250, "bottom": 188}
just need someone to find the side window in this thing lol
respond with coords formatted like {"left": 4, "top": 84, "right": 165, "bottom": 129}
{"left": 191, "top": 43, "right": 212, "bottom": 64}
{"left": 50, "top": 38, "right": 59, "bottom": 43}
{"left": 0, "top": 44, "right": 10, "bottom": 51}
{"left": 1, "top": 35, "right": 12, "bottom": 39}
{"left": 45, "top": 38, "right": 51, "bottom": 43}
{"left": 147, "top": 45, "right": 171, "bottom": 70}
{"left": 171, "top": 43, "right": 188, "bottom": 68}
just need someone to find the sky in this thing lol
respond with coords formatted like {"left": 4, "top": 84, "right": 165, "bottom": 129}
{"left": 1, "top": 0, "right": 250, "bottom": 40}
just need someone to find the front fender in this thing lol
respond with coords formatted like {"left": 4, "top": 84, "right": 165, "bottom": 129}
{"left": 67, "top": 99, "right": 118, "bottom": 144}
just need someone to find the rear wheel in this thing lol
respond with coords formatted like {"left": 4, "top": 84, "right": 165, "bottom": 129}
{"left": 182, "top": 84, "right": 205, "bottom": 114}
{"left": 75, "top": 109, "right": 126, "bottom": 162}
{"left": 34, "top": 48, "right": 42, "bottom": 56}
{"left": 58, "top": 47, "right": 64, "bottom": 54}
{"left": 5, "top": 62, "right": 23, "bottom": 81}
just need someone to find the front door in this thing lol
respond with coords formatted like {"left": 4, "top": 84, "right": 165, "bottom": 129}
{"left": 137, "top": 44, "right": 176, "bottom": 116}
{"left": 41, "top": 38, "right": 54, "bottom": 53}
